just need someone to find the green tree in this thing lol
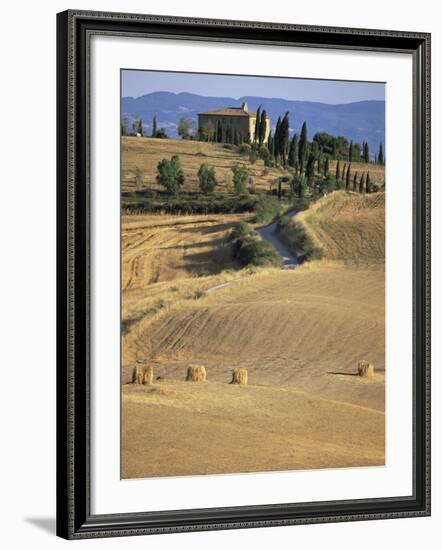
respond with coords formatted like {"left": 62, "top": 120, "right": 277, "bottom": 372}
{"left": 121, "top": 117, "right": 129, "bottom": 136}
{"left": 298, "top": 121, "right": 308, "bottom": 173}
{"left": 345, "top": 164, "right": 351, "bottom": 190}
{"left": 254, "top": 105, "right": 261, "bottom": 144}
{"left": 363, "top": 142, "right": 370, "bottom": 163}
{"left": 156, "top": 155, "right": 185, "bottom": 195}
{"left": 177, "top": 117, "right": 194, "bottom": 139}
{"left": 359, "top": 172, "right": 365, "bottom": 193}
{"left": 349, "top": 141, "right": 353, "bottom": 162}
{"left": 366, "top": 172, "right": 371, "bottom": 193}
{"left": 197, "top": 163, "right": 217, "bottom": 194}
{"left": 335, "top": 159, "right": 341, "bottom": 181}
{"left": 324, "top": 157, "right": 330, "bottom": 177}
{"left": 152, "top": 116, "right": 157, "bottom": 137}
{"left": 378, "top": 143, "right": 384, "bottom": 165}
{"left": 231, "top": 164, "right": 249, "bottom": 195}
{"left": 305, "top": 152, "right": 316, "bottom": 179}
{"left": 133, "top": 118, "right": 143, "bottom": 135}
{"left": 267, "top": 130, "right": 273, "bottom": 158}
{"left": 288, "top": 134, "right": 298, "bottom": 167}
{"left": 292, "top": 175, "right": 307, "bottom": 198}
{"left": 199, "top": 121, "right": 215, "bottom": 142}
{"left": 258, "top": 109, "right": 267, "bottom": 146}
{"left": 353, "top": 171, "right": 358, "bottom": 192}
{"left": 274, "top": 117, "right": 282, "bottom": 162}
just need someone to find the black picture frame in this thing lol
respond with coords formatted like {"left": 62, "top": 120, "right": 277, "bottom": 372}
{"left": 56, "top": 9, "right": 431, "bottom": 540}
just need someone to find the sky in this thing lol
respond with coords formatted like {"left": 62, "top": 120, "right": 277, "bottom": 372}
{"left": 122, "top": 69, "right": 385, "bottom": 104}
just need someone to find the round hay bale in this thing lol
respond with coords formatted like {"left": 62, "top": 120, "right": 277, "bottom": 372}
{"left": 132, "top": 365, "right": 144, "bottom": 385}
{"left": 142, "top": 366, "right": 154, "bottom": 385}
{"left": 357, "top": 360, "right": 374, "bottom": 378}
{"left": 230, "top": 368, "right": 248, "bottom": 385}
{"left": 186, "top": 364, "right": 206, "bottom": 382}
{"left": 132, "top": 364, "right": 154, "bottom": 385}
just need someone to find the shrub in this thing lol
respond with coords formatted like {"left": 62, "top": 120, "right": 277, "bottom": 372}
{"left": 238, "top": 143, "right": 252, "bottom": 155}
{"left": 228, "top": 221, "right": 254, "bottom": 242}
{"left": 156, "top": 155, "right": 185, "bottom": 195}
{"left": 277, "top": 216, "right": 323, "bottom": 263}
{"left": 155, "top": 128, "right": 168, "bottom": 139}
{"left": 258, "top": 146, "right": 270, "bottom": 161}
{"left": 254, "top": 195, "right": 281, "bottom": 224}
{"left": 236, "top": 239, "right": 282, "bottom": 267}
{"left": 292, "top": 175, "right": 307, "bottom": 198}
{"left": 249, "top": 151, "right": 258, "bottom": 164}
{"left": 232, "top": 164, "right": 249, "bottom": 195}
{"left": 197, "top": 163, "right": 217, "bottom": 193}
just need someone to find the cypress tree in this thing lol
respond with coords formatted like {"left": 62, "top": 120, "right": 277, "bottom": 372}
{"left": 359, "top": 173, "right": 365, "bottom": 193}
{"left": 259, "top": 109, "right": 267, "bottom": 146}
{"left": 254, "top": 106, "right": 261, "bottom": 144}
{"left": 349, "top": 141, "right": 353, "bottom": 162}
{"left": 363, "top": 142, "right": 370, "bottom": 163}
{"left": 274, "top": 117, "right": 281, "bottom": 162}
{"left": 305, "top": 152, "right": 316, "bottom": 179}
{"left": 378, "top": 143, "right": 384, "bottom": 165}
{"left": 324, "top": 157, "right": 330, "bottom": 177}
{"left": 288, "top": 134, "right": 298, "bottom": 167}
{"left": 353, "top": 171, "right": 358, "bottom": 191}
{"left": 346, "top": 165, "right": 351, "bottom": 191}
{"left": 267, "top": 130, "right": 273, "bottom": 158}
{"left": 233, "top": 127, "right": 239, "bottom": 146}
{"left": 336, "top": 159, "right": 341, "bottom": 181}
{"left": 226, "top": 125, "right": 232, "bottom": 144}
{"left": 366, "top": 172, "right": 371, "bottom": 193}
{"left": 298, "top": 121, "right": 308, "bottom": 173}
{"left": 152, "top": 116, "right": 157, "bottom": 137}
{"left": 280, "top": 112, "right": 290, "bottom": 165}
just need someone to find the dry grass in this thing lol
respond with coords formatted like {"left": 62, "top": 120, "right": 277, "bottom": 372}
{"left": 121, "top": 176, "right": 386, "bottom": 477}
{"left": 122, "top": 380, "right": 384, "bottom": 478}
{"left": 329, "top": 160, "right": 385, "bottom": 185}
{"left": 122, "top": 136, "right": 291, "bottom": 193}
{"left": 294, "top": 191, "right": 385, "bottom": 262}
{"left": 122, "top": 212, "right": 249, "bottom": 291}
{"left": 123, "top": 264, "right": 384, "bottom": 410}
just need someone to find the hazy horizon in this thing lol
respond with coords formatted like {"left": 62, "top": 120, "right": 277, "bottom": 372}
{"left": 122, "top": 69, "right": 385, "bottom": 105}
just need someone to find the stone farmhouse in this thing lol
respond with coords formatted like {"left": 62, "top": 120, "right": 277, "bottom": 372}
{"left": 197, "top": 102, "right": 270, "bottom": 144}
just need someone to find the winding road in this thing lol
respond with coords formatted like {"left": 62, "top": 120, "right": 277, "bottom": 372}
{"left": 257, "top": 211, "right": 298, "bottom": 268}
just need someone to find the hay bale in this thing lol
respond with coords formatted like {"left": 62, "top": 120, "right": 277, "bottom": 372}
{"left": 230, "top": 368, "right": 248, "bottom": 385}
{"left": 132, "top": 364, "right": 154, "bottom": 385}
{"left": 142, "top": 366, "right": 154, "bottom": 385}
{"left": 186, "top": 364, "right": 206, "bottom": 382}
{"left": 357, "top": 360, "right": 374, "bottom": 378}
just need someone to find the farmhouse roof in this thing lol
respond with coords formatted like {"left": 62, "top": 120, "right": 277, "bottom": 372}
{"left": 198, "top": 106, "right": 256, "bottom": 118}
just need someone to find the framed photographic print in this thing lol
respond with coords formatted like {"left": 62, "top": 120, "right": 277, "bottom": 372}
{"left": 56, "top": 10, "right": 431, "bottom": 539}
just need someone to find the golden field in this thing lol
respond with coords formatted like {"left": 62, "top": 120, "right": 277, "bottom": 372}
{"left": 121, "top": 137, "right": 385, "bottom": 479}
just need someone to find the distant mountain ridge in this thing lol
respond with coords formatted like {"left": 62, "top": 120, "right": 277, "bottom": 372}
{"left": 121, "top": 91, "right": 385, "bottom": 154}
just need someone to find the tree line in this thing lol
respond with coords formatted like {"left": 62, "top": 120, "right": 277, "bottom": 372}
{"left": 122, "top": 112, "right": 385, "bottom": 169}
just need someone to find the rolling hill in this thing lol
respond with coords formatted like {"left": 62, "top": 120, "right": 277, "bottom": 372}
{"left": 121, "top": 189, "right": 385, "bottom": 479}
{"left": 121, "top": 91, "right": 385, "bottom": 155}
